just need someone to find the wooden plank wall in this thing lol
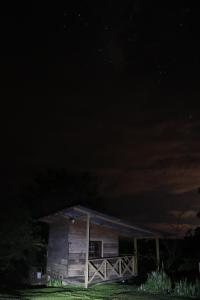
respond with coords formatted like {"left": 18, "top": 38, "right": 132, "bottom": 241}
{"left": 68, "top": 219, "right": 119, "bottom": 277}
{"left": 47, "top": 220, "right": 69, "bottom": 279}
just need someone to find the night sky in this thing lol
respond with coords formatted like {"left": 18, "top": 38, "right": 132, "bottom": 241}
{"left": 1, "top": 1, "right": 200, "bottom": 235}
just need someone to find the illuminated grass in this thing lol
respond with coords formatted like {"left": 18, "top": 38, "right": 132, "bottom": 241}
{"left": 0, "top": 283, "right": 195, "bottom": 300}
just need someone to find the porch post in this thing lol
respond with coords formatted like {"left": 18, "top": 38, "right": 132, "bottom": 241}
{"left": 134, "top": 238, "right": 138, "bottom": 275}
{"left": 85, "top": 213, "right": 90, "bottom": 288}
{"left": 155, "top": 237, "right": 160, "bottom": 269}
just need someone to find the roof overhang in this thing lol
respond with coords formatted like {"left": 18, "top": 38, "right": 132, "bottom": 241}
{"left": 41, "top": 205, "right": 163, "bottom": 238}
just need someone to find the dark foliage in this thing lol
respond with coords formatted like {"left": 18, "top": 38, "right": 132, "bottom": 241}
{"left": 159, "top": 230, "right": 200, "bottom": 282}
{"left": 0, "top": 202, "right": 45, "bottom": 286}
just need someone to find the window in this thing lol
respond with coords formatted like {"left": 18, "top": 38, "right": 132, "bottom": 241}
{"left": 89, "top": 241, "right": 102, "bottom": 258}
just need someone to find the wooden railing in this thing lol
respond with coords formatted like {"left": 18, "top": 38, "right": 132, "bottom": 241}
{"left": 87, "top": 256, "right": 135, "bottom": 284}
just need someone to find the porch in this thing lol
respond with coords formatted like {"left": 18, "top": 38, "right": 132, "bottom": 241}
{"left": 76, "top": 206, "right": 160, "bottom": 288}
{"left": 62, "top": 255, "right": 135, "bottom": 286}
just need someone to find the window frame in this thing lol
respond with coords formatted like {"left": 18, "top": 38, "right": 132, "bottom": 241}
{"left": 89, "top": 240, "right": 103, "bottom": 259}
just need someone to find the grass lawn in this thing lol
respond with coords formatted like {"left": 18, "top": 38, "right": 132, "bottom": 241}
{"left": 0, "top": 283, "right": 195, "bottom": 300}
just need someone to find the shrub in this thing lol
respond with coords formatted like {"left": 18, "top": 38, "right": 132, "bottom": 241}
{"left": 174, "top": 279, "right": 200, "bottom": 297}
{"left": 47, "top": 277, "right": 63, "bottom": 287}
{"left": 138, "top": 269, "right": 172, "bottom": 294}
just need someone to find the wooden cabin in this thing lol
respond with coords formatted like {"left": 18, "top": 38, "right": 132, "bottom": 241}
{"left": 41, "top": 205, "right": 161, "bottom": 288}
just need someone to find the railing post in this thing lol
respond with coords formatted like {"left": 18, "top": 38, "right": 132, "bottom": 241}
{"left": 132, "top": 256, "right": 135, "bottom": 274}
{"left": 155, "top": 237, "right": 160, "bottom": 270}
{"left": 84, "top": 213, "right": 90, "bottom": 288}
{"left": 104, "top": 260, "right": 107, "bottom": 280}
{"left": 119, "top": 258, "right": 122, "bottom": 277}
{"left": 134, "top": 238, "right": 138, "bottom": 275}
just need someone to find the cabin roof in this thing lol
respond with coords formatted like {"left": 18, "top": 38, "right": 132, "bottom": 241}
{"left": 41, "top": 205, "right": 165, "bottom": 238}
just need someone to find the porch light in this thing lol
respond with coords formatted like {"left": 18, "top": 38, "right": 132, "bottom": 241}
{"left": 70, "top": 217, "right": 75, "bottom": 224}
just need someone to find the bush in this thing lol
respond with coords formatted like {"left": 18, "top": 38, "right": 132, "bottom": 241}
{"left": 47, "top": 278, "right": 63, "bottom": 287}
{"left": 174, "top": 279, "right": 200, "bottom": 297}
{"left": 139, "top": 270, "right": 200, "bottom": 298}
{"left": 138, "top": 269, "right": 172, "bottom": 294}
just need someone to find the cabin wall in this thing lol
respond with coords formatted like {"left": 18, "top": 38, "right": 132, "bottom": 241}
{"left": 90, "top": 223, "right": 119, "bottom": 257}
{"left": 68, "top": 218, "right": 118, "bottom": 277}
{"left": 47, "top": 221, "right": 69, "bottom": 279}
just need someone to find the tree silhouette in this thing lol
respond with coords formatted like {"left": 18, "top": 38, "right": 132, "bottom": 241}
{"left": 0, "top": 202, "right": 45, "bottom": 285}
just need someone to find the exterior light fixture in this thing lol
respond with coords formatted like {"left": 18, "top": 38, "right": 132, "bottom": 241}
{"left": 70, "top": 218, "right": 75, "bottom": 224}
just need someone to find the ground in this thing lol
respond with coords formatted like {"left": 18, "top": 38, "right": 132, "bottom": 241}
{"left": 0, "top": 283, "right": 194, "bottom": 300}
